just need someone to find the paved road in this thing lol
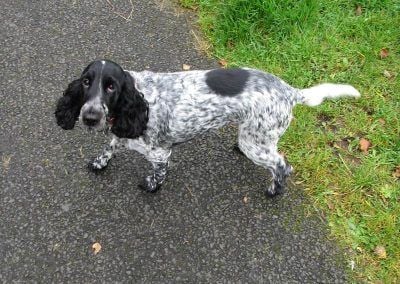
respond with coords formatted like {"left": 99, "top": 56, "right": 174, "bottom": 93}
{"left": 1, "top": 0, "right": 347, "bottom": 282}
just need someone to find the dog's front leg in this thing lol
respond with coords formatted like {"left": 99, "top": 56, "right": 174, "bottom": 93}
{"left": 89, "top": 136, "right": 121, "bottom": 171}
{"left": 140, "top": 148, "right": 171, "bottom": 193}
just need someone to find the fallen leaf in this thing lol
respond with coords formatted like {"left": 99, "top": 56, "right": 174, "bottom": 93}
{"left": 2, "top": 155, "right": 12, "bottom": 170}
{"left": 243, "top": 196, "right": 249, "bottom": 204}
{"left": 218, "top": 59, "right": 228, "bottom": 68}
{"left": 383, "top": 70, "right": 392, "bottom": 79}
{"left": 374, "top": 245, "right": 387, "bottom": 259}
{"left": 92, "top": 242, "right": 102, "bottom": 255}
{"left": 355, "top": 5, "right": 362, "bottom": 16}
{"left": 359, "top": 138, "right": 371, "bottom": 154}
{"left": 393, "top": 166, "right": 400, "bottom": 179}
{"left": 383, "top": 70, "right": 397, "bottom": 80}
{"left": 182, "top": 64, "right": 191, "bottom": 71}
{"left": 379, "top": 48, "right": 389, "bottom": 59}
{"left": 378, "top": 118, "right": 386, "bottom": 125}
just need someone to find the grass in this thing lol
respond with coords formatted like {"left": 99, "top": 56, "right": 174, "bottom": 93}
{"left": 180, "top": 0, "right": 400, "bottom": 282}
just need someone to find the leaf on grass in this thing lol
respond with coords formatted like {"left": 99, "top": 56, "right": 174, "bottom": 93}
{"left": 378, "top": 118, "right": 386, "bottom": 125}
{"left": 359, "top": 138, "right": 371, "bottom": 154}
{"left": 355, "top": 5, "right": 362, "bottom": 16}
{"left": 374, "top": 245, "right": 387, "bottom": 259}
{"left": 92, "top": 242, "right": 102, "bottom": 255}
{"left": 383, "top": 70, "right": 397, "bottom": 80}
{"left": 379, "top": 48, "right": 389, "bottom": 59}
{"left": 383, "top": 70, "right": 392, "bottom": 78}
{"left": 393, "top": 166, "right": 400, "bottom": 179}
{"left": 182, "top": 64, "right": 191, "bottom": 71}
{"left": 327, "top": 200, "right": 335, "bottom": 210}
{"left": 218, "top": 59, "right": 228, "bottom": 68}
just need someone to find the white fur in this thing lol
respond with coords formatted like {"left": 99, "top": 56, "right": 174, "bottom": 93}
{"left": 300, "top": 83, "right": 361, "bottom": 107}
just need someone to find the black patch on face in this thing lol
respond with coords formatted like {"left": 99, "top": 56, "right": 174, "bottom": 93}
{"left": 205, "top": 68, "right": 250, "bottom": 96}
{"left": 82, "top": 60, "right": 149, "bottom": 139}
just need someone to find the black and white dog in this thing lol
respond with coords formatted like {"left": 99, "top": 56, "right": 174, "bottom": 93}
{"left": 55, "top": 60, "right": 360, "bottom": 196}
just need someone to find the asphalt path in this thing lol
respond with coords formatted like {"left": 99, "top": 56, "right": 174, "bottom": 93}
{"left": 1, "top": 0, "right": 347, "bottom": 282}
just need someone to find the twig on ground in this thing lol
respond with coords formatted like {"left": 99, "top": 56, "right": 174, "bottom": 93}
{"left": 105, "top": 0, "right": 134, "bottom": 22}
{"left": 184, "top": 183, "right": 194, "bottom": 198}
{"left": 338, "top": 153, "right": 354, "bottom": 177}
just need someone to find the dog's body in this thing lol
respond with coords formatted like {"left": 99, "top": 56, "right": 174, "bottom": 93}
{"left": 55, "top": 60, "right": 360, "bottom": 196}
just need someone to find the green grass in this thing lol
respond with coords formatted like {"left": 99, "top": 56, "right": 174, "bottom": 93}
{"left": 181, "top": 0, "right": 400, "bottom": 282}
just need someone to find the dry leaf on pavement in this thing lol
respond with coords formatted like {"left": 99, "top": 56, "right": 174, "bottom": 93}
{"left": 182, "top": 64, "right": 191, "bottom": 71}
{"left": 92, "top": 242, "right": 102, "bottom": 255}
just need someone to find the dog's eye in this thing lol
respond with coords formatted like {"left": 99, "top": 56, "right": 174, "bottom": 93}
{"left": 82, "top": 78, "right": 90, "bottom": 87}
{"left": 106, "top": 84, "right": 115, "bottom": 93}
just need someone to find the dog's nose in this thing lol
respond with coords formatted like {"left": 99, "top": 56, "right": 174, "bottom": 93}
{"left": 82, "top": 112, "right": 101, "bottom": 127}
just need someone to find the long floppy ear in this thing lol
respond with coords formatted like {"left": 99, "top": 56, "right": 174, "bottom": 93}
{"left": 55, "top": 79, "right": 83, "bottom": 130}
{"left": 111, "top": 72, "right": 149, "bottom": 138}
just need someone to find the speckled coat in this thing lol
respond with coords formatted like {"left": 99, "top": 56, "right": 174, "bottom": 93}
{"left": 56, "top": 60, "right": 360, "bottom": 196}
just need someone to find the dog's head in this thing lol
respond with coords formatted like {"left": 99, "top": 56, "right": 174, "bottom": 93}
{"left": 55, "top": 60, "right": 148, "bottom": 138}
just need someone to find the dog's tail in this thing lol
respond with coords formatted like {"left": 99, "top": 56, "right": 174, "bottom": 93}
{"left": 298, "top": 83, "right": 360, "bottom": 107}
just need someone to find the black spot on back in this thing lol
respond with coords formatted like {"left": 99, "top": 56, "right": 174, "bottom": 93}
{"left": 205, "top": 68, "right": 250, "bottom": 96}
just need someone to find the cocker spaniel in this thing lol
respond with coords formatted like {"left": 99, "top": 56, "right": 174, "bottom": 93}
{"left": 55, "top": 60, "right": 360, "bottom": 196}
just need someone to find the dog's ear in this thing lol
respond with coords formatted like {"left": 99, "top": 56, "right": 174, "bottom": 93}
{"left": 55, "top": 79, "right": 83, "bottom": 130}
{"left": 111, "top": 72, "right": 149, "bottom": 138}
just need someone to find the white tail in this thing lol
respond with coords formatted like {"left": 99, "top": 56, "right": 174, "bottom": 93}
{"left": 300, "top": 83, "right": 361, "bottom": 106}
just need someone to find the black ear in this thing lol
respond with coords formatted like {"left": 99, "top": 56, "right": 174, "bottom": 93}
{"left": 111, "top": 73, "right": 149, "bottom": 138}
{"left": 55, "top": 79, "right": 83, "bottom": 130}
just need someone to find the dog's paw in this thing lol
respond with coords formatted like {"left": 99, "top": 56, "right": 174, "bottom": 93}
{"left": 265, "top": 181, "right": 284, "bottom": 197}
{"left": 284, "top": 164, "right": 293, "bottom": 176}
{"left": 88, "top": 157, "right": 109, "bottom": 172}
{"left": 139, "top": 176, "right": 162, "bottom": 193}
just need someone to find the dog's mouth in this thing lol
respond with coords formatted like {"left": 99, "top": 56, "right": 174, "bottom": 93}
{"left": 81, "top": 115, "right": 116, "bottom": 136}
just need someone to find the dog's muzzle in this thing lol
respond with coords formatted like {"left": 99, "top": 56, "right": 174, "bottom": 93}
{"left": 80, "top": 102, "right": 108, "bottom": 130}
{"left": 82, "top": 110, "right": 103, "bottom": 127}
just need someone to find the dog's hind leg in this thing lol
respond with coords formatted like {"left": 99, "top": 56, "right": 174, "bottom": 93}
{"left": 89, "top": 136, "right": 121, "bottom": 171}
{"left": 238, "top": 124, "right": 292, "bottom": 197}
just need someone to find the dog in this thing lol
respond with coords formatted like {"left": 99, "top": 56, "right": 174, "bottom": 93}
{"left": 55, "top": 60, "right": 360, "bottom": 196}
